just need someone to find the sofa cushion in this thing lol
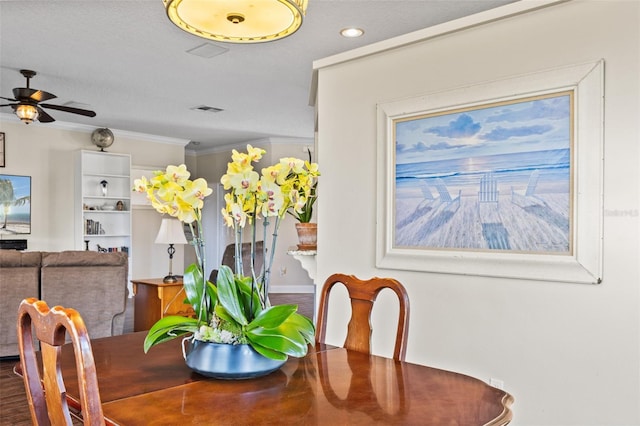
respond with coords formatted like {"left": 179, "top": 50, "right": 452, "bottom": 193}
{"left": 41, "top": 251, "right": 128, "bottom": 340}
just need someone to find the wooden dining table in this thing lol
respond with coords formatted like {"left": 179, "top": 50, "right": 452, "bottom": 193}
{"left": 55, "top": 332, "right": 513, "bottom": 425}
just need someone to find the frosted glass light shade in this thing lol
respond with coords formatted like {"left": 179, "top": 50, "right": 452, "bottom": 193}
{"left": 163, "top": 0, "right": 307, "bottom": 43}
{"left": 16, "top": 104, "right": 39, "bottom": 124}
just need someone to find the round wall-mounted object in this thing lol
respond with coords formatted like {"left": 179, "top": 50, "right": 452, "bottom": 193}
{"left": 91, "top": 128, "right": 114, "bottom": 151}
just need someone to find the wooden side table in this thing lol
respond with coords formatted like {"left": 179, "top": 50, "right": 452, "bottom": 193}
{"left": 131, "top": 278, "right": 195, "bottom": 332}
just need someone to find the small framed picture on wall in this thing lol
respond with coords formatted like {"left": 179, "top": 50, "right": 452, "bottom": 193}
{"left": 0, "top": 132, "right": 4, "bottom": 167}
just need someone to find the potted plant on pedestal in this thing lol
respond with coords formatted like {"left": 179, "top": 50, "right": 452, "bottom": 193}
{"left": 287, "top": 150, "right": 319, "bottom": 250}
{"left": 133, "top": 145, "right": 319, "bottom": 379}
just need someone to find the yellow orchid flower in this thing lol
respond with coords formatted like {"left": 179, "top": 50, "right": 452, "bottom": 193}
{"left": 230, "top": 203, "right": 247, "bottom": 228}
{"left": 258, "top": 179, "right": 284, "bottom": 217}
{"left": 133, "top": 176, "right": 150, "bottom": 193}
{"left": 165, "top": 164, "right": 190, "bottom": 184}
{"left": 175, "top": 196, "right": 198, "bottom": 223}
{"left": 261, "top": 165, "right": 281, "bottom": 183}
{"left": 221, "top": 208, "right": 234, "bottom": 227}
{"left": 227, "top": 169, "right": 260, "bottom": 196}
{"left": 180, "top": 179, "right": 212, "bottom": 211}
{"left": 279, "top": 157, "right": 306, "bottom": 174}
{"left": 247, "top": 144, "right": 266, "bottom": 162}
{"left": 306, "top": 161, "right": 319, "bottom": 175}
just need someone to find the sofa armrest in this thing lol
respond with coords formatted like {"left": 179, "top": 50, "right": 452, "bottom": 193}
{"left": 0, "top": 250, "right": 42, "bottom": 357}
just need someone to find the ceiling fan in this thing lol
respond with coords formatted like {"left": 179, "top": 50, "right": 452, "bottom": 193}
{"left": 0, "top": 69, "right": 96, "bottom": 124}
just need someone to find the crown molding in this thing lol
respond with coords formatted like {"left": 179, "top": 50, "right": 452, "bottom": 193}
{"left": 0, "top": 112, "right": 189, "bottom": 146}
{"left": 192, "top": 136, "right": 314, "bottom": 156}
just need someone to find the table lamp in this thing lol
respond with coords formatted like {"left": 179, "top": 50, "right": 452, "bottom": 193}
{"left": 155, "top": 218, "right": 188, "bottom": 283}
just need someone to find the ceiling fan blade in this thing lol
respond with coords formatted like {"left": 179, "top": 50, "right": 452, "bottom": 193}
{"left": 12, "top": 87, "right": 57, "bottom": 102}
{"left": 29, "top": 90, "right": 57, "bottom": 102}
{"left": 1, "top": 96, "right": 17, "bottom": 102}
{"left": 40, "top": 103, "right": 96, "bottom": 117}
{"left": 0, "top": 103, "right": 18, "bottom": 108}
{"left": 13, "top": 87, "right": 38, "bottom": 100}
{"left": 36, "top": 106, "right": 55, "bottom": 123}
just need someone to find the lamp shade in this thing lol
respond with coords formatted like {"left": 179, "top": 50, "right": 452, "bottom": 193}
{"left": 155, "top": 218, "right": 188, "bottom": 245}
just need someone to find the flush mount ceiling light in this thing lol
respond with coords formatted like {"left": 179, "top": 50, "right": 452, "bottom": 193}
{"left": 163, "top": 0, "right": 308, "bottom": 44}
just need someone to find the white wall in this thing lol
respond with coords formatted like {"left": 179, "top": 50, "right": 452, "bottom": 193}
{"left": 0, "top": 118, "right": 187, "bottom": 280}
{"left": 314, "top": 1, "right": 639, "bottom": 425}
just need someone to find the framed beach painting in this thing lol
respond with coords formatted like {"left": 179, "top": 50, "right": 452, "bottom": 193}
{"left": 393, "top": 91, "right": 573, "bottom": 254}
{"left": 0, "top": 174, "right": 31, "bottom": 234}
{"left": 376, "top": 60, "right": 604, "bottom": 284}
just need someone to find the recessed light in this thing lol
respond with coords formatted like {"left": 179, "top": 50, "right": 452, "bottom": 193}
{"left": 340, "top": 27, "right": 364, "bottom": 38}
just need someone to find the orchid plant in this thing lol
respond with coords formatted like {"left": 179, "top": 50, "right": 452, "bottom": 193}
{"left": 134, "top": 145, "right": 319, "bottom": 361}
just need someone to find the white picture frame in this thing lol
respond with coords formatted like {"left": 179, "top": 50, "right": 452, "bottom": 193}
{"left": 376, "top": 60, "right": 604, "bottom": 284}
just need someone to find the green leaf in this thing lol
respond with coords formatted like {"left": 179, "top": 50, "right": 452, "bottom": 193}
{"left": 183, "top": 263, "right": 209, "bottom": 321}
{"left": 235, "top": 276, "right": 264, "bottom": 319}
{"left": 249, "top": 341, "right": 288, "bottom": 361}
{"left": 247, "top": 324, "right": 309, "bottom": 358}
{"left": 216, "top": 265, "right": 248, "bottom": 325}
{"left": 213, "top": 304, "right": 237, "bottom": 325}
{"left": 246, "top": 304, "right": 297, "bottom": 331}
{"left": 206, "top": 280, "right": 218, "bottom": 308}
{"left": 287, "top": 312, "right": 316, "bottom": 345}
{"left": 144, "top": 315, "right": 199, "bottom": 352}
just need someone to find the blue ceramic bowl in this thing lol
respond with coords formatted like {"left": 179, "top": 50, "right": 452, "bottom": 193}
{"left": 184, "top": 339, "right": 287, "bottom": 380}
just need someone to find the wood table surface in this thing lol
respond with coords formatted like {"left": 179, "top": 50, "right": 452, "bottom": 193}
{"left": 58, "top": 332, "right": 513, "bottom": 425}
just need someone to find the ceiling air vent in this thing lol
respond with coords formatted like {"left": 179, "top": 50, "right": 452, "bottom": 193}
{"left": 186, "top": 43, "right": 229, "bottom": 58}
{"left": 191, "top": 105, "right": 224, "bottom": 113}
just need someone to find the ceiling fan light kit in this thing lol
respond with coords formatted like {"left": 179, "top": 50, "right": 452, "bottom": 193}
{"left": 15, "top": 104, "right": 39, "bottom": 124}
{"left": 163, "top": 0, "right": 307, "bottom": 43}
{"left": 0, "top": 69, "right": 96, "bottom": 124}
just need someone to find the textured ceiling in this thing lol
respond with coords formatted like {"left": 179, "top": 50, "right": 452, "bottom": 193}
{"left": 0, "top": 0, "right": 516, "bottom": 151}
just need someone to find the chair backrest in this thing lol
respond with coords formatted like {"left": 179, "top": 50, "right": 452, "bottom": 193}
{"left": 478, "top": 172, "right": 499, "bottom": 203}
{"left": 17, "top": 298, "right": 105, "bottom": 426}
{"left": 434, "top": 178, "right": 453, "bottom": 202}
{"left": 209, "top": 241, "right": 264, "bottom": 283}
{"left": 525, "top": 169, "right": 541, "bottom": 196}
{"left": 315, "top": 274, "right": 410, "bottom": 361}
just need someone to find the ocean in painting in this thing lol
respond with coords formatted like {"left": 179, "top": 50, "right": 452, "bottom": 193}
{"left": 3, "top": 212, "right": 31, "bottom": 224}
{"left": 396, "top": 148, "right": 570, "bottom": 194}
{"left": 394, "top": 148, "right": 571, "bottom": 253}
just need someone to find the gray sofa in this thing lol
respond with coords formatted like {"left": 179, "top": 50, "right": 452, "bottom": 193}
{"left": 0, "top": 250, "right": 128, "bottom": 357}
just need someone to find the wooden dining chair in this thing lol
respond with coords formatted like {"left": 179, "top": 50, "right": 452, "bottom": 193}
{"left": 17, "top": 298, "right": 105, "bottom": 426}
{"left": 315, "top": 274, "right": 410, "bottom": 361}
